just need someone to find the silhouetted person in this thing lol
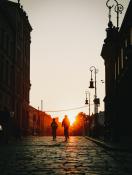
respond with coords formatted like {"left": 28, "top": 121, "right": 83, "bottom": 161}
{"left": 62, "top": 115, "right": 70, "bottom": 141}
{"left": 51, "top": 118, "right": 58, "bottom": 141}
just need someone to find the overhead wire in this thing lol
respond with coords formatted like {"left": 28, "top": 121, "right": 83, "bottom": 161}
{"left": 44, "top": 104, "right": 94, "bottom": 113}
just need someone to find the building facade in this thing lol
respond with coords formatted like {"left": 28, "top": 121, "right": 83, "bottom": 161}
{"left": 101, "top": 1, "right": 132, "bottom": 141}
{"left": 28, "top": 106, "right": 64, "bottom": 136}
{"left": 0, "top": 0, "right": 32, "bottom": 135}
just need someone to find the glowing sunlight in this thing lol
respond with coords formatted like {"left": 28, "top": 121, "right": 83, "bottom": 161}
{"left": 68, "top": 115, "right": 76, "bottom": 126}
{"left": 65, "top": 112, "right": 76, "bottom": 126}
{"left": 58, "top": 112, "right": 76, "bottom": 126}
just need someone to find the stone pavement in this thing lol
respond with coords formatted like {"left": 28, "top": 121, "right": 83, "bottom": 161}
{"left": 0, "top": 136, "right": 132, "bottom": 175}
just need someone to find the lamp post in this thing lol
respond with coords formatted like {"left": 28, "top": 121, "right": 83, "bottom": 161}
{"left": 89, "top": 66, "right": 100, "bottom": 114}
{"left": 85, "top": 90, "right": 90, "bottom": 116}
{"left": 106, "top": 0, "right": 124, "bottom": 29}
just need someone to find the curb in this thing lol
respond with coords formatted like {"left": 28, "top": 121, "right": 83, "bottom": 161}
{"left": 85, "top": 136, "right": 132, "bottom": 152}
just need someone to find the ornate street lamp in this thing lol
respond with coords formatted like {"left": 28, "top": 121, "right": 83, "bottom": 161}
{"left": 85, "top": 90, "right": 91, "bottom": 116}
{"left": 106, "top": 0, "right": 124, "bottom": 29}
{"left": 89, "top": 69, "right": 94, "bottom": 89}
{"left": 89, "top": 66, "right": 100, "bottom": 114}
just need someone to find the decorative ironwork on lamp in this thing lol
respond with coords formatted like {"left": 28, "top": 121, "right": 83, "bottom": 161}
{"left": 94, "top": 98, "right": 100, "bottom": 105}
{"left": 89, "top": 66, "right": 99, "bottom": 114}
{"left": 89, "top": 70, "right": 94, "bottom": 88}
{"left": 106, "top": 0, "right": 124, "bottom": 29}
{"left": 85, "top": 91, "right": 88, "bottom": 105}
{"left": 85, "top": 91, "right": 91, "bottom": 116}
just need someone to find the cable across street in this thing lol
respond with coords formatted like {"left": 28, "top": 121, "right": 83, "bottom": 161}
{"left": 44, "top": 105, "right": 93, "bottom": 113}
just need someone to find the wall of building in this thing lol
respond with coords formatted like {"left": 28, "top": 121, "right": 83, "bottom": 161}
{"left": 101, "top": 1, "right": 132, "bottom": 141}
{"left": 0, "top": 1, "right": 32, "bottom": 135}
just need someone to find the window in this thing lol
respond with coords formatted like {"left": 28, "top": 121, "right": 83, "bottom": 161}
{"left": 121, "top": 48, "right": 124, "bottom": 69}
{"left": 117, "top": 57, "right": 120, "bottom": 75}
{"left": 2, "top": 60, "right": 5, "bottom": 82}
{"left": 125, "top": 39, "right": 128, "bottom": 48}
{"left": 0, "top": 60, "right": 3, "bottom": 81}
{"left": 3, "top": 32, "right": 6, "bottom": 50}
{"left": 115, "top": 63, "right": 116, "bottom": 80}
{"left": 130, "top": 28, "right": 132, "bottom": 45}
{"left": 0, "top": 29, "right": 2, "bottom": 48}
{"left": 5, "top": 61, "right": 9, "bottom": 84}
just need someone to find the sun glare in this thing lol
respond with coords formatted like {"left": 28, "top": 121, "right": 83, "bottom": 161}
{"left": 52, "top": 111, "right": 77, "bottom": 126}
{"left": 61, "top": 112, "right": 76, "bottom": 126}
{"left": 69, "top": 116, "right": 76, "bottom": 125}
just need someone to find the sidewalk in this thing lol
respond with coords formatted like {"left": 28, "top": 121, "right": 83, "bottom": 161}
{"left": 85, "top": 136, "right": 132, "bottom": 152}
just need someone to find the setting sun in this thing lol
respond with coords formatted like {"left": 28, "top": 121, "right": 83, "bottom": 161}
{"left": 68, "top": 115, "right": 76, "bottom": 126}
{"left": 58, "top": 112, "right": 77, "bottom": 126}
{"left": 64, "top": 113, "right": 76, "bottom": 126}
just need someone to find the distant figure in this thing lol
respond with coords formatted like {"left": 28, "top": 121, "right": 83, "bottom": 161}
{"left": 62, "top": 115, "right": 70, "bottom": 141}
{"left": 51, "top": 118, "right": 58, "bottom": 140}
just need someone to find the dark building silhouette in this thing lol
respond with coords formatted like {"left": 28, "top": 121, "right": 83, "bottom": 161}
{"left": 0, "top": 0, "right": 32, "bottom": 135}
{"left": 28, "top": 106, "right": 52, "bottom": 136}
{"left": 101, "top": 1, "right": 132, "bottom": 141}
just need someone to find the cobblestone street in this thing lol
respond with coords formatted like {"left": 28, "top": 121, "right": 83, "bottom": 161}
{"left": 0, "top": 136, "right": 132, "bottom": 175}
